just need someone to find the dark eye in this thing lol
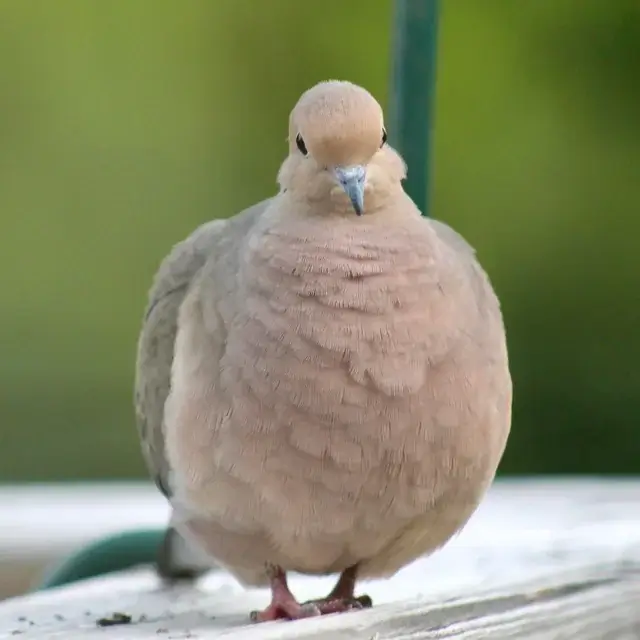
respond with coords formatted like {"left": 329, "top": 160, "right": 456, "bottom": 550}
{"left": 381, "top": 128, "right": 388, "bottom": 147}
{"left": 296, "top": 134, "right": 308, "bottom": 156}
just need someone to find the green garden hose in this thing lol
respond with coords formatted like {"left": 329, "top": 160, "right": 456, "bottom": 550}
{"left": 36, "top": 529, "right": 165, "bottom": 590}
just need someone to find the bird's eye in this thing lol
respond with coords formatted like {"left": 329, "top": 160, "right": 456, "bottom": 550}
{"left": 296, "top": 134, "right": 308, "bottom": 156}
{"left": 381, "top": 128, "right": 388, "bottom": 147}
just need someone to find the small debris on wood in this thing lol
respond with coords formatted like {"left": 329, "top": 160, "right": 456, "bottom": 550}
{"left": 96, "top": 612, "right": 133, "bottom": 627}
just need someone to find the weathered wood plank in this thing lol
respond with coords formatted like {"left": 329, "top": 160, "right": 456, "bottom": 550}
{"left": 2, "top": 565, "right": 639, "bottom": 639}
{"left": 1, "top": 479, "right": 639, "bottom": 638}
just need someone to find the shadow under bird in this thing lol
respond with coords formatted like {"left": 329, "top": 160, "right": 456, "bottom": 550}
{"left": 134, "top": 80, "right": 512, "bottom": 622}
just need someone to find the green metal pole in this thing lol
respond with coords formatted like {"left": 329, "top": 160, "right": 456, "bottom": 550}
{"left": 388, "top": 0, "right": 440, "bottom": 217}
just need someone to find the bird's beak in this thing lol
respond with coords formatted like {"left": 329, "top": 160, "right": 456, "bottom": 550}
{"left": 333, "top": 165, "right": 366, "bottom": 216}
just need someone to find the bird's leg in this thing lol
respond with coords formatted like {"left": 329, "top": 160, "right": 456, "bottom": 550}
{"left": 250, "top": 564, "right": 373, "bottom": 623}
{"left": 250, "top": 564, "right": 321, "bottom": 622}
{"left": 301, "top": 565, "right": 373, "bottom": 614}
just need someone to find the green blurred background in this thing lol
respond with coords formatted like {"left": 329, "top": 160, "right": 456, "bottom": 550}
{"left": 1, "top": 0, "right": 639, "bottom": 483}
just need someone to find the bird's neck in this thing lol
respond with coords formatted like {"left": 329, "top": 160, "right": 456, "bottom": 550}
{"left": 277, "top": 184, "right": 413, "bottom": 223}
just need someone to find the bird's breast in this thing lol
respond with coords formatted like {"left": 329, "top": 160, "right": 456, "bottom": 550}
{"left": 227, "top": 222, "right": 474, "bottom": 407}
{"left": 166, "top": 221, "right": 508, "bottom": 551}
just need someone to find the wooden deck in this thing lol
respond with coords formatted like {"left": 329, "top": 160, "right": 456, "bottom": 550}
{"left": 1, "top": 478, "right": 639, "bottom": 638}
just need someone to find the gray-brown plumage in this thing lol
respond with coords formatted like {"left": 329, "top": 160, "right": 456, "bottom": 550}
{"left": 134, "top": 80, "right": 512, "bottom": 621}
{"left": 135, "top": 203, "right": 268, "bottom": 581}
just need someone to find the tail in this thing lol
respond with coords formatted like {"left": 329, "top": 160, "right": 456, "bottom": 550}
{"left": 156, "top": 526, "right": 212, "bottom": 583}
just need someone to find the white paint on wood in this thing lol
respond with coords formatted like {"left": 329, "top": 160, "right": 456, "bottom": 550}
{"left": 1, "top": 479, "right": 639, "bottom": 638}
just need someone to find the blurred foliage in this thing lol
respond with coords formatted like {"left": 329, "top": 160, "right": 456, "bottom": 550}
{"left": 1, "top": 0, "right": 639, "bottom": 481}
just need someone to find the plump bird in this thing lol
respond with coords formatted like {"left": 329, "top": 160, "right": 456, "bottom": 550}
{"left": 135, "top": 80, "right": 512, "bottom": 622}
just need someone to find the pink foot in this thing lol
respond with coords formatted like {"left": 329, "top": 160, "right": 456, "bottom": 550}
{"left": 250, "top": 564, "right": 372, "bottom": 623}
{"left": 250, "top": 565, "right": 320, "bottom": 622}
{"left": 250, "top": 599, "right": 320, "bottom": 622}
{"left": 303, "top": 564, "right": 373, "bottom": 614}
{"left": 302, "top": 594, "right": 372, "bottom": 615}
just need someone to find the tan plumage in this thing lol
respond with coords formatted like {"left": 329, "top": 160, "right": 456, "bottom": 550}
{"left": 135, "top": 80, "right": 512, "bottom": 619}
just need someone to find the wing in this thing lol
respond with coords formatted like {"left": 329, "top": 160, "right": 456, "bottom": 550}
{"left": 134, "top": 199, "right": 271, "bottom": 498}
{"left": 429, "top": 217, "right": 477, "bottom": 259}
{"left": 428, "top": 216, "right": 496, "bottom": 309}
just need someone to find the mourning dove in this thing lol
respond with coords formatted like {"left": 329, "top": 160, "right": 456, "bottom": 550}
{"left": 134, "top": 80, "right": 512, "bottom": 622}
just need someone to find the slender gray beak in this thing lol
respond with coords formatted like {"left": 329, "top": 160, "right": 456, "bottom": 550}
{"left": 333, "top": 165, "right": 366, "bottom": 215}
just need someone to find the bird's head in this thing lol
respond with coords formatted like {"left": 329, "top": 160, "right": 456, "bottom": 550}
{"left": 277, "top": 80, "right": 407, "bottom": 216}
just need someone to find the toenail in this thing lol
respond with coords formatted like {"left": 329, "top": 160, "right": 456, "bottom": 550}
{"left": 299, "top": 603, "right": 321, "bottom": 617}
